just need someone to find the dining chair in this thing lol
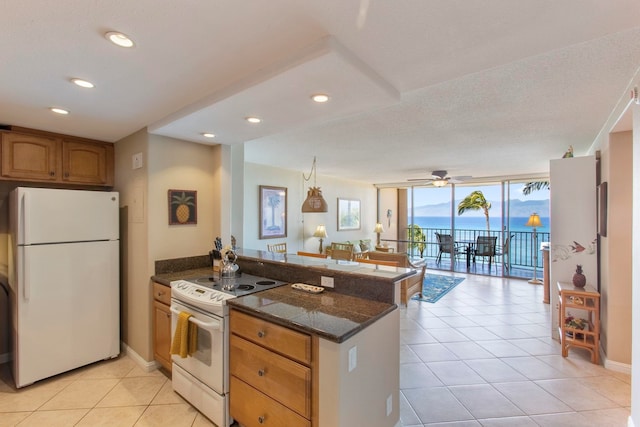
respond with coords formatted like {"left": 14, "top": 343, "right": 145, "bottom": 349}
{"left": 330, "top": 242, "right": 354, "bottom": 261}
{"left": 267, "top": 242, "right": 287, "bottom": 253}
{"left": 358, "top": 258, "right": 399, "bottom": 267}
{"left": 296, "top": 251, "right": 327, "bottom": 258}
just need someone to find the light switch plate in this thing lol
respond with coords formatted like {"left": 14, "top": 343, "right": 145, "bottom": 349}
{"left": 132, "top": 152, "right": 143, "bottom": 169}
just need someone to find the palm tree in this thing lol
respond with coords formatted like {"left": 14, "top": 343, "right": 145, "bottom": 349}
{"left": 457, "top": 190, "right": 492, "bottom": 233}
{"left": 522, "top": 181, "right": 549, "bottom": 195}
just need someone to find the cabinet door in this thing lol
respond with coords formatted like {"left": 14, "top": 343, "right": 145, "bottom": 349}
{"left": 153, "top": 300, "right": 173, "bottom": 372}
{"left": 1, "top": 132, "right": 58, "bottom": 180}
{"left": 62, "top": 140, "right": 113, "bottom": 185}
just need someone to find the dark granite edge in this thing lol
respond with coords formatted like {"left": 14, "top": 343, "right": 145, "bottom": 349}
{"left": 152, "top": 267, "right": 215, "bottom": 286}
{"left": 227, "top": 298, "right": 397, "bottom": 343}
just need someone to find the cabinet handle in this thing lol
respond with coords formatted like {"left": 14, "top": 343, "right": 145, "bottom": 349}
{"left": 157, "top": 291, "right": 165, "bottom": 297}
{"left": 166, "top": 312, "right": 170, "bottom": 318}
{"left": 257, "top": 369, "right": 265, "bottom": 377}
{"left": 258, "top": 416, "right": 265, "bottom": 424}
{"left": 257, "top": 330, "right": 265, "bottom": 338}
{"left": 64, "top": 172, "right": 69, "bottom": 178}
{"left": 49, "top": 171, "right": 55, "bottom": 176}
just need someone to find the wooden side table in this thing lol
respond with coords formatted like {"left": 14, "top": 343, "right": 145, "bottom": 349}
{"left": 557, "top": 281, "right": 600, "bottom": 364}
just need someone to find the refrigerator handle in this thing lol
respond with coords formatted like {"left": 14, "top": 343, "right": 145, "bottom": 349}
{"left": 23, "top": 248, "right": 30, "bottom": 301}
{"left": 23, "top": 191, "right": 30, "bottom": 245}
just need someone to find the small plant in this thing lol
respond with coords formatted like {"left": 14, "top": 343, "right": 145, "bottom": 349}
{"left": 407, "top": 224, "right": 426, "bottom": 257}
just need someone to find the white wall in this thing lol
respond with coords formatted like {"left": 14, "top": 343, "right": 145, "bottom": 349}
{"left": 242, "top": 162, "right": 377, "bottom": 253}
{"left": 631, "top": 103, "right": 640, "bottom": 427}
{"left": 549, "top": 156, "right": 597, "bottom": 340}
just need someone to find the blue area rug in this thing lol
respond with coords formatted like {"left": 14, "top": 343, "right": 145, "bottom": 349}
{"left": 411, "top": 274, "right": 465, "bottom": 303}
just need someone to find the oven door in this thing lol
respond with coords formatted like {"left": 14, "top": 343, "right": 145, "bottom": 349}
{"left": 170, "top": 299, "right": 227, "bottom": 394}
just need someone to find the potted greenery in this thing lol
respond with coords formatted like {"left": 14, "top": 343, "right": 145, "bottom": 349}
{"left": 407, "top": 224, "right": 426, "bottom": 257}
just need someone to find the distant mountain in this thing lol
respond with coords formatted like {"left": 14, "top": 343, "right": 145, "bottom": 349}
{"left": 413, "top": 199, "right": 549, "bottom": 217}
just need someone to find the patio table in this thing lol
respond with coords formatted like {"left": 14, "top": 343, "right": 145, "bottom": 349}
{"left": 456, "top": 239, "right": 476, "bottom": 268}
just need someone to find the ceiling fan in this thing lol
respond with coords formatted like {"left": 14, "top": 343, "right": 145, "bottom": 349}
{"left": 407, "top": 170, "right": 471, "bottom": 187}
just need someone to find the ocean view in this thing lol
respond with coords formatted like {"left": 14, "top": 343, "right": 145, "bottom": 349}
{"left": 410, "top": 216, "right": 550, "bottom": 234}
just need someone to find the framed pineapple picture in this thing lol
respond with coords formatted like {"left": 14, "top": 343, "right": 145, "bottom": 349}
{"left": 168, "top": 189, "right": 197, "bottom": 225}
{"left": 259, "top": 185, "right": 287, "bottom": 239}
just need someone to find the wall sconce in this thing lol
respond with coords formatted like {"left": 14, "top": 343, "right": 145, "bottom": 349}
{"left": 313, "top": 224, "right": 328, "bottom": 253}
{"left": 373, "top": 222, "right": 384, "bottom": 246}
{"left": 525, "top": 212, "right": 543, "bottom": 285}
{"left": 301, "top": 156, "right": 328, "bottom": 213}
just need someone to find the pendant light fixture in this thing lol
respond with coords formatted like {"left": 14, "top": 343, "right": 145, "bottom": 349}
{"left": 301, "top": 156, "right": 328, "bottom": 213}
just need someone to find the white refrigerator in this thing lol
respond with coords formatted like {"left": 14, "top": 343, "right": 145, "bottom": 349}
{"left": 9, "top": 187, "right": 120, "bottom": 388}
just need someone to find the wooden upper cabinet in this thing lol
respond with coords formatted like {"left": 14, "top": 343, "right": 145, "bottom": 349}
{"left": 0, "top": 129, "right": 114, "bottom": 187}
{"left": 1, "top": 132, "right": 59, "bottom": 181}
{"left": 62, "top": 140, "right": 114, "bottom": 186}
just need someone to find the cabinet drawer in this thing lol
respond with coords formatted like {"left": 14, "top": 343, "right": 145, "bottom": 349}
{"left": 152, "top": 282, "right": 171, "bottom": 305}
{"left": 230, "top": 309, "right": 311, "bottom": 364}
{"left": 230, "top": 376, "right": 310, "bottom": 427}
{"left": 230, "top": 335, "right": 311, "bottom": 418}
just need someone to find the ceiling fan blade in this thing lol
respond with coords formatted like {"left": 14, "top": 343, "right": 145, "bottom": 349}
{"left": 449, "top": 176, "right": 472, "bottom": 183}
{"left": 407, "top": 178, "right": 433, "bottom": 182}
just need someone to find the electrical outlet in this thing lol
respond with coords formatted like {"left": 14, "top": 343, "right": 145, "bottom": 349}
{"left": 348, "top": 346, "right": 357, "bottom": 372}
{"left": 321, "top": 276, "right": 334, "bottom": 288}
{"left": 386, "top": 395, "right": 392, "bottom": 416}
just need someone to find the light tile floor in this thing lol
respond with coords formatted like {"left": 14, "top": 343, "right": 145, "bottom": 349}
{"left": 400, "top": 272, "right": 631, "bottom": 427}
{"left": 0, "top": 272, "right": 631, "bottom": 426}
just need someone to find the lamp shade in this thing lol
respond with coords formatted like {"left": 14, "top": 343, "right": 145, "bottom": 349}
{"left": 525, "top": 212, "right": 543, "bottom": 228}
{"left": 313, "top": 224, "right": 328, "bottom": 238}
{"left": 373, "top": 222, "right": 384, "bottom": 234}
{"left": 302, "top": 187, "right": 328, "bottom": 213}
{"left": 432, "top": 179, "right": 448, "bottom": 187}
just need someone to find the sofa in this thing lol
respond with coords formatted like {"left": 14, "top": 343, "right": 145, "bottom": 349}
{"left": 325, "top": 239, "right": 376, "bottom": 258}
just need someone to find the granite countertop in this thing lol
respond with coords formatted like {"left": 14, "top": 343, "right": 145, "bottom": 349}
{"left": 227, "top": 285, "right": 396, "bottom": 343}
{"left": 152, "top": 267, "right": 214, "bottom": 286}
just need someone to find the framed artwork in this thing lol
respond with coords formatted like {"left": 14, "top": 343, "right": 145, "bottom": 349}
{"left": 168, "top": 189, "right": 197, "bottom": 225}
{"left": 598, "top": 182, "right": 607, "bottom": 237}
{"left": 259, "top": 185, "right": 287, "bottom": 239}
{"left": 337, "top": 198, "right": 361, "bottom": 231}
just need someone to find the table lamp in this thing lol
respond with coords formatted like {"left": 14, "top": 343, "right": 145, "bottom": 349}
{"left": 525, "top": 213, "right": 543, "bottom": 284}
{"left": 374, "top": 222, "right": 384, "bottom": 246}
{"left": 313, "top": 225, "right": 328, "bottom": 253}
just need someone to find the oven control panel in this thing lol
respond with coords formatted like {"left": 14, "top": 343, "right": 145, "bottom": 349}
{"left": 171, "top": 280, "right": 234, "bottom": 310}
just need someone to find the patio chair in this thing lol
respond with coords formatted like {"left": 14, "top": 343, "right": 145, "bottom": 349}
{"left": 267, "top": 242, "right": 287, "bottom": 253}
{"left": 435, "top": 232, "right": 461, "bottom": 264}
{"left": 495, "top": 234, "right": 514, "bottom": 271}
{"left": 473, "top": 236, "right": 497, "bottom": 266}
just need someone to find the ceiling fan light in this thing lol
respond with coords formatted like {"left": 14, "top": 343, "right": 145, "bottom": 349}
{"left": 432, "top": 179, "right": 448, "bottom": 187}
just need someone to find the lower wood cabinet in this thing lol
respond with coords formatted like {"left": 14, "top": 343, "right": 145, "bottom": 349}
{"left": 229, "top": 308, "right": 315, "bottom": 427}
{"left": 152, "top": 282, "right": 172, "bottom": 372}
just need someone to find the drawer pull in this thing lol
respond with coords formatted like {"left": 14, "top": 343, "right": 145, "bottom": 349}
{"left": 157, "top": 291, "right": 165, "bottom": 297}
{"left": 258, "top": 415, "right": 265, "bottom": 424}
{"left": 257, "top": 369, "right": 265, "bottom": 377}
{"left": 257, "top": 330, "right": 265, "bottom": 338}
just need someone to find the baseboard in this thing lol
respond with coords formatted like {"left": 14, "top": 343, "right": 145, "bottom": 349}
{"left": 0, "top": 352, "right": 11, "bottom": 364}
{"left": 600, "top": 347, "right": 632, "bottom": 375}
{"left": 121, "top": 342, "right": 160, "bottom": 373}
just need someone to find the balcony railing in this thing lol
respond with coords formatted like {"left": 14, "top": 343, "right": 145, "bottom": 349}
{"left": 395, "top": 226, "right": 550, "bottom": 277}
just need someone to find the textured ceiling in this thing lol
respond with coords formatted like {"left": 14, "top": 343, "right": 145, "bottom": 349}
{"left": 2, "top": 1, "right": 639, "bottom": 185}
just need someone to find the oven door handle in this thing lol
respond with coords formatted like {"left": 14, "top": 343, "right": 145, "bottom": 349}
{"left": 170, "top": 307, "right": 223, "bottom": 331}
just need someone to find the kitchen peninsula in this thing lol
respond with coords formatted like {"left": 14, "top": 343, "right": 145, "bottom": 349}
{"left": 152, "top": 249, "right": 409, "bottom": 427}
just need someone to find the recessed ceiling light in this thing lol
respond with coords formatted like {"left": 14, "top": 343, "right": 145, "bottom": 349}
{"left": 71, "top": 78, "right": 95, "bottom": 88}
{"left": 202, "top": 133, "right": 215, "bottom": 138}
{"left": 105, "top": 31, "right": 135, "bottom": 48}
{"left": 246, "top": 117, "right": 261, "bottom": 124}
{"left": 311, "top": 94, "right": 330, "bottom": 103}
{"left": 50, "top": 107, "right": 69, "bottom": 115}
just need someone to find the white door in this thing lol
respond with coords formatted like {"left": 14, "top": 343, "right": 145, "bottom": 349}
{"left": 14, "top": 240, "right": 119, "bottom": 387}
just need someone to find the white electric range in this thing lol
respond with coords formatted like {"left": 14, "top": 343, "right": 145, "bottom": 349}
{"left": 170, "top": 273, "right": 285, "bottom": 426}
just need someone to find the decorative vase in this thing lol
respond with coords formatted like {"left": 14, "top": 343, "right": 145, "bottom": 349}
{"left": 572, "top": 264, "right": 586, "bottom": 288}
